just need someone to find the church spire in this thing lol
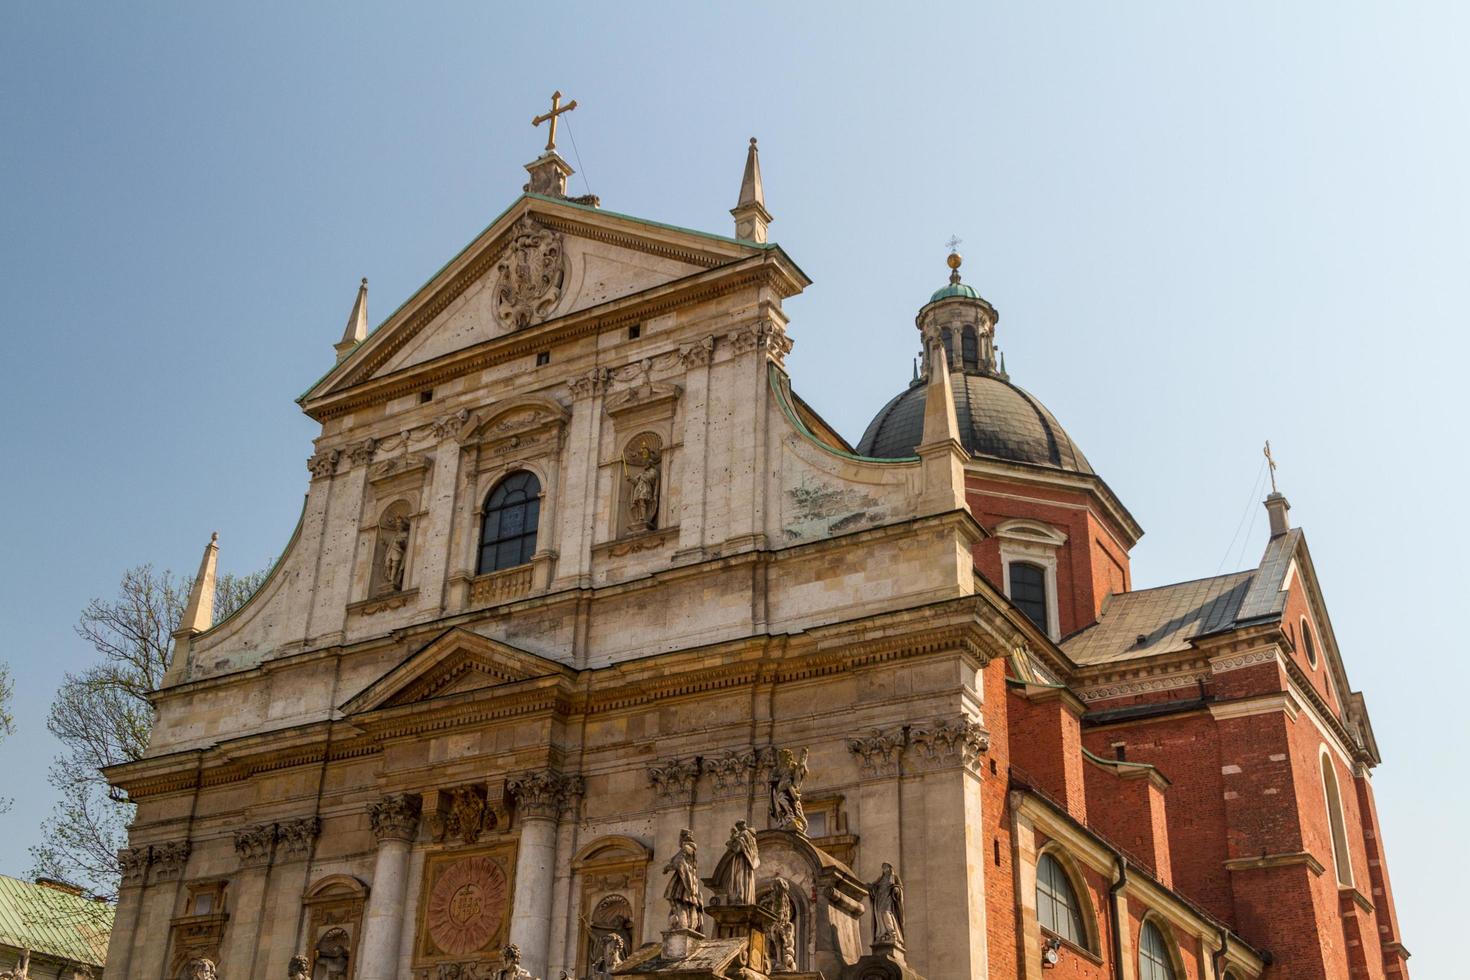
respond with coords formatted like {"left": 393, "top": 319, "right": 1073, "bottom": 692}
{"left": 334, "top": 278, "right": 369, "bottom": 363}
{"left": 731, "top": 138, "right": 773, "bottom": 243}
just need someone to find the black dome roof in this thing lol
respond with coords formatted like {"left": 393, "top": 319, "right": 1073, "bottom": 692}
{"left": 856, "top": 372, "right": 1094, "bottom": 474}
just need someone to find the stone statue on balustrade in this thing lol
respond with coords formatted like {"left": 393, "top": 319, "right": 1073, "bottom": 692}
{"left": 768, "top": 747, "right": 809, "bottom": 833}
{"left": 663, "top": 828, "right": 705, "bottom": 933}
{"left": 714, "top": 820, "right": 760, "bottom": 905}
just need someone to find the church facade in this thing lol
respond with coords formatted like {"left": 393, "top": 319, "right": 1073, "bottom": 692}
{"left": 103, "top": 122, "right": 1410, "bottom": 980}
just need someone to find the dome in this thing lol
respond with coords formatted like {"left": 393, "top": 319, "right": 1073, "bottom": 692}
{"left": 929, "top": 282, "right": 980, "bottom": 303}
{"left": 856, "top": 372, "right": 1094, "bottom": 474}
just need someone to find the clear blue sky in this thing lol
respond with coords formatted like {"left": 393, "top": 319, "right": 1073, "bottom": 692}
{"left": 2, "top": 2, "right": 1464, "bottom": 972}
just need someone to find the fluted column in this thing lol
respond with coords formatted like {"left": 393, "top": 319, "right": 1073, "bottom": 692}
{"left": 506, "top": 771, "right": 581, "bottom": 980}
{"left": 359, "top": 793, "right": 421, "bottom": 980}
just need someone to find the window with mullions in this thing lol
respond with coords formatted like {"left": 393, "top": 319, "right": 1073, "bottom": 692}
{"left": 1009, "top": 561, "right": 1048, "bottom": 633}
{"left": 1138, "top": 921, "right": 1177, "bottom": 980}
{"left": 1036, "top": 853, "right": 1086, "bottom": 948}
{"left": 478, "top": 471, "right": 541, "bottom": 574}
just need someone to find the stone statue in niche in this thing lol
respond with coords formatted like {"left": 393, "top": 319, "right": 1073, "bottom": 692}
{"left": 495, "top": 217, "right": 567, "bottom": 330}
{"left": 184, "top": 960, "right": 217, "bottom": 980}
{"left": 715, "top": 820, "right": 760, "bottom": 905}
{"left": 866, "top": 863, "right": 906, "bottom": 949}
{"left": 662, "top": 828, "right": 704, "bottom": 932}
{"left": 288, "top": 954, "right": 310, "bottom": 980}
{"left": 314, "top": 928, "right": 350, "bottom": 980}
{"left": 494, "top": 944, "right": 534, "bottom": 980}
{"left": 591, "top": 933, "right": 624, "bottom": 980}
{"left": 623, "top": 436, "right": 662, "bottom": 534}
{"left": 378, "top": 514, "right": 410, "bottom": 594}
{"left": 768, "top": 748, "right": 810, "bottom": 833}
{"left": 763, "top": 878, "right": 797, "bottom": 972}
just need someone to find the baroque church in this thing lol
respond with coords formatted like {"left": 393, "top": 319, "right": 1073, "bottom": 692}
{"left": 104, "top": 102, "right": 1410, "bottom": 980}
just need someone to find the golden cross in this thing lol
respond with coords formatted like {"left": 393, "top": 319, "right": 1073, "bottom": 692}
{"left": 1263, "top": 440, "right": 1279, "bottom": 494}
{"left": 532, "top": 90, "right": 578, "bottom": 152}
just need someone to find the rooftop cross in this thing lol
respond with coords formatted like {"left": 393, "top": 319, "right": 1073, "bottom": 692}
{"left": 532, "top": 90, "right": 578, "bottom": 152}
{"left": 945, "top": 235, "right": 963, "bottom": 253}
{"left": 1263, "top": 440, "right": 1279, "bottom": 494}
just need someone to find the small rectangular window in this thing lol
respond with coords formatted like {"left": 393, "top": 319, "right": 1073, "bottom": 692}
{"left": 419, "top": 389, "right": 433, "bottom": 403}
{"left": 628, "top": 323, "right": 642, "bottom": 340}
{"left": 535, "top": 351, "right": 550, "bottom": 367}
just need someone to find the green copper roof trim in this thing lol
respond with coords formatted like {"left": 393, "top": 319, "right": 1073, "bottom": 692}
{"left": 769, "top": 363, "right": 918, "bottom": 464}
{"left": 300, "top": 194, "right": 794, "bottom": 404}
{"left": 192, "top": 496, "right": 306, "bottom": 640}
{"left": 929, "top": 282, "right": 980, "bottom": 302}
{"left": 1081, "top": 745, "right": 1169, "bottom": 778}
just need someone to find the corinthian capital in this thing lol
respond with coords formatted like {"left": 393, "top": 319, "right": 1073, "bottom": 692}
{"left": 506, "top": 769, "right": 581, "bottom": 821}
{"left": 368, "top": 793, "right": 422, "bottom": 843}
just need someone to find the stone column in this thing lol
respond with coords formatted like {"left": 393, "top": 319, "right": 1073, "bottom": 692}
{"left": 506, "top": 770, "right": 579, "bottom": 980}
{"left": 358, "top": 793, "right": 421, "bottom": 980}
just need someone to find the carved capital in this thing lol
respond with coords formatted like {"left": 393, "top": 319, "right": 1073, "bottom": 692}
{"left": 569, "top": 366, "right": 611, "bottom": 400}
{"left": 278, "top": 816, "right": 321, "bottom": 859}
{"left": 647, "top": 758, "right": 700, "bottom": 802}
{"left": 346, "top": 437, "right": 378, "bottom": 467}
{"left": 369, "top": 793, "right": 422, "bottom": 843}
{"left": 117, "top": 846, "right": 151, "bottom": 886}
{"left": 727, "top": 319, "right": 792, "bottom": 362}
{"left": 150, "top": 839, "right": 192, "bottom": 881}
{"left": 846, "top": 727, "right": 908, "bottom": 778}
{"left": 507, "top": 769, "right": 581, "bottom": 821}
{"left": 430, "top": 408, "right": 472, "bottom": 441}
{"left": 701, "top": 750, "right": 757, "bottom": 793}
{"left": 233, "top": 823, "right": 278, "bottom": 867}
{"left": 307, "top": 449, "right": 341, "bottom": 480}
{"left": 679, "top": 335, "right": 716, "bottom": 368}
{"left": 909, "top": 717, "right": 990, "bottom": 772}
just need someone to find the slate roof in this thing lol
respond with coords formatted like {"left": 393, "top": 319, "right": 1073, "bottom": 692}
{"left": 1063, "top": 529, "right": 1303, "bottom": 666}
{"left": 0, "top": 875, "right": 112, "bottom": 968}
{"left": 856, "top": 373, "right": 1094, "bottom": 473}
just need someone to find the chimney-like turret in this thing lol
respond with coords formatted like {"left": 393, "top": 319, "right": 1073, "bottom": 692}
{"left": 730, "top": 138, "right": 773, "bottom": 243}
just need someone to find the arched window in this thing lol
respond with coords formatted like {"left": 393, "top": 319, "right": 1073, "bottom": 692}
{"left": 1008, "top": 561, "right": 1049, "bottom": 633}
{"left": 1138, "top": 921, "right": 1177, "bottom": 980}
{"left": 961, "top": 327, "right": 980, "bottom": 371}
{"left": 1035, "top": 853, "right": 1086, "bottom": 947}
{"left": 1300, "top": 616, "right": 1319, "bottom": 669}
{"left": 478, "top": 471, "right": 541, "bottom": 574}
{"left": 1320, "top": 749, "right": 1354, "bottom": 887}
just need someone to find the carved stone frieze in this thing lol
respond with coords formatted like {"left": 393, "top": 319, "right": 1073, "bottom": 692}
{"left": 307, "top": 449, "right": 341, "bottom": 480}
{"left": 846, "top": 727, "right": 908, "bottom": 778}
{"left": 908, "top": 718, "right": 990, "bottom": 772}
{"left": 647, "top": 758, "right": 700, "bottom": 801}
{"left": 506, "top": 770, "right": 582, "bottom": 821}
{"left": 151, "top": 839, "right": 192, "bottom": 881}
{"left": 1076, "top": 668, "right": 1211, "bottom": 702}
{"left": 369, "top": 453, "right": 432, "bottom": 484}
{"left": 233, "top": 823, "right": 278, "bottom": 867}
{"left": 569, "top": 366, "right": 611, "bottom": 400}
{"left": 279, "top": 816, "right": 321, "bottom": 859}
{"left": 369, "top": 793, "right": 422, "bottom": 843}
{"left": 701, "top": 750, "right": 758, "bottom": 793}
{"left": 431, "top": 408, "right": 473, "bottom": 440}
{"left": 118, "top": 846, "right": 151, "bottom": 886}
{"left": 428, "top": 784, "right": 504, "bottom": 846}
{"left": 494, "top": 216, "right": 568, "bottom": 330}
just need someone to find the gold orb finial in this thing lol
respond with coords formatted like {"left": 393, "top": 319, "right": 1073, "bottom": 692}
{"left": 946, "top": 251, "right": 962, "bottom": 271}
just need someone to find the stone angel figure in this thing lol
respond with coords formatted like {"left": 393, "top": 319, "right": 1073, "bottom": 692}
{"left": 287, "top": 954, "right": 311, "bottom": 980}
{"left": 662, "top": 828, "right": 705, "bottom": 932}
{"left": 867, "top": 863, "right": 905, "bottom": 948}
{"left": 768, "top": 748, "right": 809, "bottom": 833}
{"left": 715, "top": 820, "right": 760, "bottom": 905}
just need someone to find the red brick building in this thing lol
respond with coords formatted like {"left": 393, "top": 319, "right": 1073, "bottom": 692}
{"left": 857, "top": 258, "right": 1411, "bottom": 978}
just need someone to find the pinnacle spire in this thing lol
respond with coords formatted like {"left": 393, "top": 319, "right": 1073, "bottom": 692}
{"left": 731, "top": 138, "right": 773, "bottom": 243}
{"left": 164, "top": 531, "right": 219, "bottom": 686}
{"left": 335, "top": 278, "right": 369, "bottom": 363}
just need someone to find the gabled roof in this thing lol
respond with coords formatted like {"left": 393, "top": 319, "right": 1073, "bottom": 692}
{"left": 0, "top": 875, "right": 112, "bottom": 968}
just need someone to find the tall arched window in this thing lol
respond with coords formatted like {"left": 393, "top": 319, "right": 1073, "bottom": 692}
{"left": 1008, "top": 561, "right": 1049, "bottom": 633}
{"left": 1035, "top": 853, "right": 1086, "bottom": 947}
{"left": 1320, "top": 749, "right": 1354, "bottom": 887}
{"left": 1138, "top": 921, "right": 1177, "bottom": 980}
{"left": 961, "top": 327, "right": 980, "bottom": 371}
{"left": 478, "top": 471, "right": 541, "bottom": 574}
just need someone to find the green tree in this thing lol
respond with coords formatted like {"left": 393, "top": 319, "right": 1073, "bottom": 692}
{"left": 0, "top": 661, "right": 13, "bottom": 814}
{"left": 31, "top": 563, "right": 268, "bottom": 897}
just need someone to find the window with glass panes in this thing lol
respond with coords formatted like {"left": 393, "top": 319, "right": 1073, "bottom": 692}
{"left": 1138, "top": 921, "right": 1176, "bottom": 980}
{"left": 1036, "top": 853, "right": 1085, "bottom": 947}
{"left": 478, "top": 471, "right": 541, "bottom": 574}
{"left": 1008, "top": 561, "right": 1048, "bottom": 632}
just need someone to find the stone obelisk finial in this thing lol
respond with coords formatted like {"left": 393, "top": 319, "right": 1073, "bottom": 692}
{"left": 163, "top": 532, "right": 219, "bottom": 686}
{"left": 730, "top": 137, "right": 773, "bottom": 243}
{"left": 334, "top": 278, "right": 369, "bottom": 363}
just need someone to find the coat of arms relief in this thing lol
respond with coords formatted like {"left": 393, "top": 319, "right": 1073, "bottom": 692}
{"left": 494, "top": 217, "right": 568, "bottom": 330}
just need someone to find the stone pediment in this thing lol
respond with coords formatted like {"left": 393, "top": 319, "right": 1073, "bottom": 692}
{"left": 340, "top": 628, "right": 573, "bottom": 715}
{"left": 305, "top": 195, "right": 778, "bottom": 408}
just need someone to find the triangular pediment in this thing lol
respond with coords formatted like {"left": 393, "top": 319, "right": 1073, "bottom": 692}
{"left": 304, "top": 194, "right": 777, "bottom": 407}
{"left": 340, "top": 628, "right": 573, "bottom": 715}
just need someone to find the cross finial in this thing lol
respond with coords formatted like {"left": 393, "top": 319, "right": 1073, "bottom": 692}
{"left": 946, "top": 235, "right": 963, "bottom": 253}
{"left": 1263, "top": 440, "right": 1279, "bottom": 494}
{"left": 532, "top": 90, "right": 578, "bottom": 152}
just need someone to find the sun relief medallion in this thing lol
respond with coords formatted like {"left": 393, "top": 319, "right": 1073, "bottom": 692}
{"left": 425, "top": 854, "right": 511, "bottom": 957}
{"left": 494, "top": 217, "right": 567, "bottom": 330}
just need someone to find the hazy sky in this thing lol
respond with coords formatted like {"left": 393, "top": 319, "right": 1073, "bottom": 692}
{"left": 2, "top": 2, "right": 1465, "bottom": 972}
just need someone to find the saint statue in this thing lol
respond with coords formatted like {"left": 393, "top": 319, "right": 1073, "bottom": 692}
{"left": 379, "top": 515, "right": 410, "bottom": 593}
{"left": 626, "top": 444, "right": 661, "bottom": 532}
{"left": 287, "top": 954, "right": 310, "bottom": 980}
{"left": 716, "top": 820, "right": 760, "bottom": 905}
{"left": 867, "top": 863, "right": 905, "bottom": 948}
{"left": 764, "top": 878, "right": 797, "bottom": 972}
{"left": 184, "top": 959, "right": 218, "bottom": 980}
{"left": 592, "top": 932, "right": 625, "bottom": 980}
{"left": 768, "top": 748, "right": 809, "bottom": 833}
{"left": 496, "top": 944, "right": 532, "bottom": 980}
{"left": 315, "top": 929, "right": 350, "bottom": 980}
{"left": 662, "top": 828, "right": 705, "bottom": 932}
